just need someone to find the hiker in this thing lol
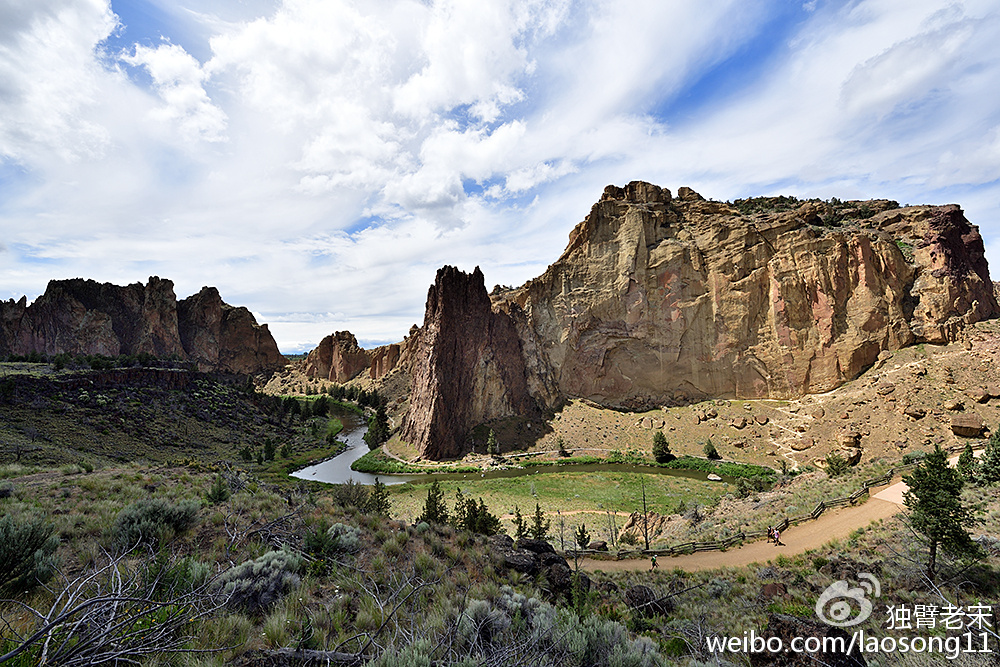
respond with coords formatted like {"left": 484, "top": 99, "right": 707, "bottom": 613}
{"left": 650, "top": 554, "right": 658, "bottom": 570}
{"left": 767, "top": 526, "right": 773, "bottom": 543}
{"left": 773, "top": 528, "right": 783, "bottom": 546}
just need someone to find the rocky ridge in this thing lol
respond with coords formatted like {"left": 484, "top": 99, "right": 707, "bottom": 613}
{"left": 299, "top": 182, "right": 997, "bottom": 460}
{"left": 0, "top": 278, "right": 285, "bottom": 376}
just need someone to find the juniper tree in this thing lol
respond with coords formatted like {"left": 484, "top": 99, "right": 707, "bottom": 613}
{"left": 956, "top": 442, "right": 977, "bottom": 481}
{"left": 903, "top": 444, "right": 983, "bottom": 581}
{"left": 368, "top": 477, "right": 390, "bottom": 516}
{"left": 978, "top": 429, "right": 1000, "bottom": 485}
{"left": 652, "top": 430, "right": 672, "bottom": 463}
{"left": 417, "top": 481, "right": 449, "bottom": 525}
{"left": 530, "top": 503, "right": 550, "bottom": 540}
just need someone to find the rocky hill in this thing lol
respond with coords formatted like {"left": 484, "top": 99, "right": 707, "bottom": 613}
{"left": 0, "top": 278, "right": 286, "bottom": 376}
{"left": 303, "top": 182, "right": 1000, "bottom": 459}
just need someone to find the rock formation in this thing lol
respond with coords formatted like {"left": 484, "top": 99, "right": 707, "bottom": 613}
{"left": 400, "top": 266, "right": 540, "bottom": 459}
{"left": 493, "top": 182, "right": 998, "bottom": 409}
{"left": 0, "top": 278, "right": 286, "bottom": 375}
{"left": 303, "top": 331, "right": 372, "bottom": 383}
{"left": 299, "top": 182, "right": 997, "bottom": 459}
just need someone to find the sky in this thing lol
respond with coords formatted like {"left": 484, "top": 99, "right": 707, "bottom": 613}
{"left": 2, "top": 0, "right": 999, "bottom": 353}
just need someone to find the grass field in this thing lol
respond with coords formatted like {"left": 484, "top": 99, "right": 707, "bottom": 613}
{"left": 387, "top": 469, "right": 731, "bottom": 542}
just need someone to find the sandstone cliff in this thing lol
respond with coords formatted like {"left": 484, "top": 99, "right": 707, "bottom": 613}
{"left": 493, "top": 182, "right": 997, "bottom": 408}
{"left": 399, "top": 266, "right": 540, "bottom": 459}
{"left": 0, "top": 278, "right": 286, "bottom": 375}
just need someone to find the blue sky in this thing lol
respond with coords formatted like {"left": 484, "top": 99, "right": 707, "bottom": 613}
{"left": 2, "top": 0, "right": 999, "bottom": 353}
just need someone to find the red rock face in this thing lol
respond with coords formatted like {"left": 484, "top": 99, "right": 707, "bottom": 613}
{"left": 492, "top": 182, "right": 998, "bottom": 409}
{"left": 400, "top": 266, "right": 539, "bottom": 460}
{"left": 303, "top": 331, "right": 371, "bottom": 383}
{"left": 0, "top": 278, "right": 286, "bottom": 376}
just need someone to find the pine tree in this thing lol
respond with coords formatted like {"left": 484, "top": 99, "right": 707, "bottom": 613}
{"left": 652, "top": 430, "right": 672, "bottom": 463}
{"left": 903, "top": 444, "right": 983, "bottom": 581}
{"left": 978, "top": 429, "right": 1000, "bottom": 485}
{"left": 364, "top": 405, "right": 390, "bottom": 450}
{"left": 512, "top": 506, "right": 528, "bottom": 540}
{"left": 530, "top": 503, "right": 550, "bottom": 540}
{"left": 417, "top": 481, "right": 448, "bottom": 525}
{"left": 368, "top": 477, "right": 390, "bottom": 517}
{"left": 956, "top": 442, "right": 977, "bottom": 481}
{"left": 487, "top": 429, "right": 500, "bottom": 457}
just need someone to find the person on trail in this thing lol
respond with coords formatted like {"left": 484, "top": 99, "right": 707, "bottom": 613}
{"left": 767, "top": 526, "right": 773, "bottom": 543}
{"left": 773, "top": 529, "right": 782, "bottom": 546}
{"left": 650, "top": 554, "right": 658, "bottom": 570}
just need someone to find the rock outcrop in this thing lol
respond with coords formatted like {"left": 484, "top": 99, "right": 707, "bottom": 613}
{"left": 400, "top": 266, "right": 540, "bottom": 459}
{"left": 303, "top": 331, "right": 372, "bottom": 383}
{"left": 0, "top": 278, "right": 285, "bottom": 375}
{"left": 493, "top": 182, "right": 998, "bottom": 409}
{"left": 298, "top": 182, "right": 997, "bottom": 460}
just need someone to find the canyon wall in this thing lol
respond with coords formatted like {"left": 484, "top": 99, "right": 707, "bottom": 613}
{"left": 0, "top": 278, "right": 286, "bottom": 375}
{"left": 301, "top": 182, "right": 998, "bottom": 458}
{"left": 494, "top": 183, "right": 997, "bottom": 409}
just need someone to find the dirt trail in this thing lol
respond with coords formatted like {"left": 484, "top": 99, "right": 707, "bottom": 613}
{"left": 580, "top": 496, "right": 903, "bottom": 573}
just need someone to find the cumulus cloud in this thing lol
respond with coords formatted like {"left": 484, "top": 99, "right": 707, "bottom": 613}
{"left": 0, "top": 0, "right": 117, "bottom": 164}
{"left": 122, "top": 42, "right": 227, "bottom": 143}
{"left": 1, "top": 0, "right": 999, "bottom": 352}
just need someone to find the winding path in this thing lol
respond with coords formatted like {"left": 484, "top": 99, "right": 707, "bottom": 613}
{"left": 580, "top": 493, "right": 905, "bottom": 573}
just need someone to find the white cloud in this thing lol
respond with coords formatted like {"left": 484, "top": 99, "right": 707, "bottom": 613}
{"left": 1, "top": 0, "right": 1000, "bottom": 353}
{"left": 122, "top": 42, "right": 227, "bottom": 143}
{"left": 0, "top": 0, "right": 117, "bottom": 164}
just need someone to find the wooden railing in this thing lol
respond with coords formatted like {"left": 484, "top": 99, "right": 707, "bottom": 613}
{"left": 571, "top": 459, "right": 939, "bottom": 559}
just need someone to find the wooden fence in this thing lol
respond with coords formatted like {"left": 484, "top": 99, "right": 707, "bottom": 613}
{"left": 570, "top": 456, "right": 954, "bottom": 560}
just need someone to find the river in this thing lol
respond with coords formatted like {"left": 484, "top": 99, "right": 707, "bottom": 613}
{"left": 292, "top": 407, "right": 733, "bottom": 487}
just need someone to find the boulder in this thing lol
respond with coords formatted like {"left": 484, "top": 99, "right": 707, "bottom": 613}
{"left": 791, "top": 437, "right": 814, "bottom": 451}
{"left": 588, "top": 540, "right": 608, "bottom": 551}
{"left": 516, "top": 538, "right": 555, "bottom": 555}
{"left": 951, "top": 414, "right": 986, "bottom": 437}
{"left": 624, "top": 585, "right": 673, "bottom": 617}
{"left": 903, "top": 406, "right": 926, "bottom": 419}
{"left": 749, "top": 614, "right": 867, "bottom": 667}
{"left": 944, "top": 399, "right": 964, "bottom": 411}
{"left": 503, "top": 550, "right": 539, "bottom": 575}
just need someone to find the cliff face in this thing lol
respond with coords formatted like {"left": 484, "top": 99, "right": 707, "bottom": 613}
{"left": 0, "top": 278, "right": 286, "bottom": 375}
{"left": 303, "top": 331, "right": 372, "bottom": 383}
{"left": 493, "top": 182, "right": 997, "bottom": 408}
{"left": 400, "top": 266, "right": 539, "bottom": 459}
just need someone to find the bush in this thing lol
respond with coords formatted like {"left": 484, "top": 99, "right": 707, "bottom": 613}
{"left": 703, "top": 440, "right": 720, "bottom": 460}
{"left": 0, "top": 481, "right": 14, "bottom": 499}
{"left": 217, "top": 549, "right": 303, "bottom": 615}
{"left": 326, "top": 522, "right": 363, "bottom": 553}
{"left": 0, "top": 514, "right": 59, "bottom": 593}
{"left": 824, "top": 452, "right": 850, "bottom": 477}
{"left": 112, "top": 498, "right": 201, "bottom": 550}
{"left": 206, "top": 475, "right": 231, "bottom": 504}
{"left": 652, "top": 431, "right": 672, "bottom": 463}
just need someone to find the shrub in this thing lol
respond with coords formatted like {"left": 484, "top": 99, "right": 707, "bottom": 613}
{"left": 217, "top": 549, "right": 303, "bottom": 615}
{"left": 206, "top": 474, "right": 231, "bottom": 504}
{"left": 703, "top": 440, "right": 720, "bottom": 460}
{"left": 824, "top": 452, "right": 850, "bottom": 477}
{"left": 332, "top": 479, "right": 371, "bottom": 510}
{"left": 112, "top": 498, "right": 201, "bottom": 550}
{"left": 652, "top": 431, "right": 672, "bottom": 463}
{"left": 0, "top": 514, "right": 59, "bottom": 593}
{"left": 0, "top": 481, "right": 14, "bottom": 499}
{"left": 326, "top": 522, "right": 363, "bottom": 553}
